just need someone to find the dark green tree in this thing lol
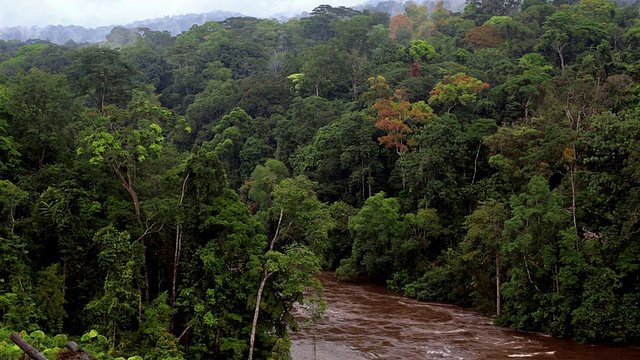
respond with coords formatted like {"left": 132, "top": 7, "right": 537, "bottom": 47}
{"left": 66, "top": 47, "right": 137, "bottom": 112}
{"left": 7, "top": 68, "right": 72, "bottom": 169}
{"left": 337, "top": 192, "right": 402, "bottom": 280}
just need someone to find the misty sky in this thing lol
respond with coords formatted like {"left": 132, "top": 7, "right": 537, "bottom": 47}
{"left": 2, "top": 0, "right": 364, "bottom": 27}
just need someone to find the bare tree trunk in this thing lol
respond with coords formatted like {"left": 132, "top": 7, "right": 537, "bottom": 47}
{"left": 177, "top": 325, "right": 191, "bottom": 341}
{"left": 10, "top": 208, "right": 16, "bottom": 236}
{"left": 524, "top": 255, "right": 540, "bottom": 292}
{"left": 126, "top": 167, "right": 141, "bottom": 223}
{"left": 141, "top": 258, "right": 150, "bottom": 304}
{"left": 112, "top": 164, "right": 149, "bottom": 312}
{"left": 496, "top": 251, "right": 501, "bottom": 316}
{"left": 248, "top": 270, "right": 272, "bottom": 360}
{"left": 171, "top": 225, "right": 182, "bottom": 306}
{"left": 524, "top": 96, "right": 531, "bottom": 123}
{"left": 137, "top": 284, "right": 143, "bottom": 327}
{"left": 447, "top": 103, "right": 455, "bottom": 114}
{"left": 313, "top": 331, "right": 318, "bottom": 360}
{"left": 38, "top": 147, "right": 45, "bottom": 170}
{"left": 101, "top": 92, "right": 106, "bottom": 115}
{"left": 111, "top": 164, "right": 141, "bottom": 223}
{"left": 171, "top": 173, "right": 190, "bottom": 312}
{"left": 350, "top": 52, "right": 364, "bottom": 102}
{"left": 569, "top": 164, "right": 579, "bottom": 248}
{"left": 557, "top": 43, "right": 568, "bottom": 78}
{"left": 170, "top": 173, "right": 189, "bottom": 332}
{"left": 554, "top": 263, "right": 560, "bottom": 295}
{"left": 368, "top": 169, "right": 372, "bottom": 198}
{"left": 215, "top": 326, "right": 221, "bottom": 356}
{"left": 248, "top": 209, "right": 284, "bottom": 360}
{"left": 361, "top": 171, "right": 365, "bottom": 202}
{"left": 62, "top": 259, "right": 67, "bottom": 298}
{"left": 472, "top": 141, "right": 482, "bottom": 185}
{"left": 400, "top": 163, "right": 406, "bottom": 190}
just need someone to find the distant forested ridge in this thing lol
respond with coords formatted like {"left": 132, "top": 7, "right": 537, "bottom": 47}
{"left": 2, "top": 0, "right": 640, "bottom": 358}
{"left": 0, "top": 10, "right": 243, "bottom": 44}
{"left": 0, "top": 1, "right": 467, "bottom": 45}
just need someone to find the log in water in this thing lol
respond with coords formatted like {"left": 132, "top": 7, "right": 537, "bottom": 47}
{"left": 290, "top": 271, "right": 640, "bottom": 359}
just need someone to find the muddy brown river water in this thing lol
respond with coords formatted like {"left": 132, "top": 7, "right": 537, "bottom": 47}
{"left": 290, "top": 271, "right": 640, "bottom": 359}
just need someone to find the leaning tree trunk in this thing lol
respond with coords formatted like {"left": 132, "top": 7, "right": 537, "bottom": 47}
{"left": 248, "top": 270, "right": 272, "bottom": 360}
{"left": 248, "top": 208, "right": 284, "bottom": 360}
{"left": 10, "top": 333, "right": 47, "bottom": 360}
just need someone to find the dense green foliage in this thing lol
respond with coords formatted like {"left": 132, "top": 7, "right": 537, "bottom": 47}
{"left": 2, "top": 0, "right": 640, "bottom": 357}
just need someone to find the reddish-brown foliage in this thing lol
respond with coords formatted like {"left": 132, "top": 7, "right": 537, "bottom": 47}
{"left": 462, "top": 24, "right": 504, "bottom": 49}
{"left": 371, "top": 89, "right": 434, "bottom": 154}
{"left": 389, "top": 14, "right": 413, "bottom": 39}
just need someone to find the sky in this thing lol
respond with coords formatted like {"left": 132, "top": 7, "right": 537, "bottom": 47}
{"left": 1, "top": 0, "right": 365, "bottom": 28}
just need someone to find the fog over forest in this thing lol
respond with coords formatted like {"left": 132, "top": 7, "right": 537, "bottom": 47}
{"left": 5, "top": 0, "right": 640, "bottom": 358}
{"left": 2, "top": 0, "right": 367, "bottom": 27}
{"left": 0, "top": 1, "right": 465, "bottom": 44}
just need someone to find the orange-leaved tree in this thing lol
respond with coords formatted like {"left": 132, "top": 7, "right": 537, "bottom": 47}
{"left": 371, "top": 88, "right": 434, "bottom": 155}
{"left": 370, "top": 87, "right": 434, "bottom": 190}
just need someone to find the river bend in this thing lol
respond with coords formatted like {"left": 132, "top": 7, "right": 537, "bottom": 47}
{"left": 290, "top": 271, "right": 640, "bottom": 359}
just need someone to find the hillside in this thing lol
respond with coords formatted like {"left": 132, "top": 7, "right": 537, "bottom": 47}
{"left": 0, "top": 1, "right": 468, "bottom": 44}
{"left": 0, "top": 10, "right": 243, "bottom": 44}
{"left": 2, "top": 0, "right": 640, "bottom": 359}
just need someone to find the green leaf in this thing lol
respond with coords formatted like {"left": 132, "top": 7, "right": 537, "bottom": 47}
{"left": 29, "top": 330, "right": 45, "bottom": 339}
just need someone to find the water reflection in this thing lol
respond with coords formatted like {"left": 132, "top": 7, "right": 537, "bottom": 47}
{"left": 290, "top": 271, "right": 640, "bottom": 359}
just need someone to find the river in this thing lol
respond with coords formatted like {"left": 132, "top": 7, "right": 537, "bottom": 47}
{"left": 290, "top": 271, "right": 640, "bottom": 359}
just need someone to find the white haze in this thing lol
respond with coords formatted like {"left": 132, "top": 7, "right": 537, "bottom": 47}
{"left": 1, "top": 0, "right": 365, "bottom": 28}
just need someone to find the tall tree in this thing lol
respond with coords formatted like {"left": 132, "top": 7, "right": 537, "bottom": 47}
{"left": 462, "top": 200, "right": 510, "bottom": 314}
{"left": 536, "top": 4, "right": 609, "bottom": 77}
{"left": 66, "top": 47, "right": 136, "bottom": 112}
{"left": 500, "top": 175, "right": 575, "bottom": 333}
{"left": 337, "top": 192, "right": 402, "bottom": 280}
{"left": 177, "top": 144, "right": 267, "bottom": 358}
{"left": 79, "top": 86, "right": 187, "bottom": 223}
{"left": 7, "top": 68, "right": 72, "bottom": 169}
